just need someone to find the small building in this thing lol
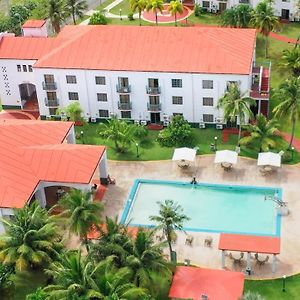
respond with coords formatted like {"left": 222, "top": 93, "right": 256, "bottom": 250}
{"left": 0, "top": 119, "right": 108, "bottom": 233}
{"left": 22, "top": 19, "right": 48, "bottom": 37}
{"left": 169, "top": 266, "right": 245, "bottom": 300}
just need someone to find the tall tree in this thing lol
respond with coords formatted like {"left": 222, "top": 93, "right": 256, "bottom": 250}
{"left": 65, "top": 0, "right": 88, "bottom": 25}
{"left": 0, "top": 202, "right": 62, "bottom": 272}
{"left": 217, "top": 83, "right": 256, "bottom": 146}
{"left": 57, "top": 189, "right": 103, "bottom": 251}
{"left": 168, "top": 0, "right": 183, "bottom": 26}
{"left": 221, "top": 4, "right": 253, "bottom": 28}
{"left": 273, "top": 77, "right": 300, "bottom": 148}
{"left": 146, "top": 0, "right": 164, "bottom": 26}
{"left": 280, "top": 47, "right": 300, "bottom": 77}
{"left": 239, "top": 114, "right": 279, "bottom": 152}
{"left": 126, "top": 228, "right": 170, "bottom": 290}
{"left": 250, "top": 0, "right": 280, "bottom": 57}
{"left": 149, "top": 199, "right": 189, "bottom": 261}
{"left": 130, "top": 0, "right": 147, "bottom": 26}
{"left": 48, "top": 0, "right": 66, "bottom": 34}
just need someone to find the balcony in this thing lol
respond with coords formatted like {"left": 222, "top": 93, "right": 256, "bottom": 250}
{"left": 44, "top": 98, "right": 59, "bottom": 107}
{"left": 239, "top": 0, "right": 249, "bottom": 3}
{"left": 42, "top": 82, "right": 57, "bottom": 90}
{"left": 146, "top": 86, "right": 161, "bottom": 95}
{"left": 147, "top": 103, "right": 161, "bottom": 111}
{"left": 118, "top": 101, "right": 132, "bottom": 110}
{"left": 116, "top": 84, "right": 131, "bottom": 93}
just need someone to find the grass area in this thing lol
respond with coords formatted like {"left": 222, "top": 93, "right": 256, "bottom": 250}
{"left": 75, "top": 123, "right": 300, "bottom": 163}
{"left": 279, "top": 22, "right": 300, "bottom": 39}
{"left": 186, "top": 12, "right": 220, "bottom": 25}
{"left": 110, "top": 0, "right": 131, "bottom": 16}
{"left": 95, "top": 0, "right": 117, "bottom": 11}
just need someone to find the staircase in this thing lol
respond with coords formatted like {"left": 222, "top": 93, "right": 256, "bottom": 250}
{"left": 261, "top": 68, "right": 270, "bottom": 93}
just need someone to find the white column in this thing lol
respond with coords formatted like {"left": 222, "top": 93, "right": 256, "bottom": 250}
{"left": 0, "top": 210, "right": 5, "bottom": 234}
{"left": 66, "top": 126, "right": 76, "bottom": 144}
{"left": 258, "top": 100, "right": 261, "bottom": 115}
{"left": 99, "top": 150, "right": 108, "bottom": 184}
{"left": 272, "top": 254, "right": 276, "bottom": 273}
{"left": 34, "top": 188, "right": 47, "bottom": 208}
{"left": 221, "top": 250, "right": 226, "bottom": 268}
{"left": 246, "top": 252, "right": 251, "bottom": 270}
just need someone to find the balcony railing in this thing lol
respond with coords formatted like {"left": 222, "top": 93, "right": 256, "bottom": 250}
{"left": 239, "top": 0, "right": 249, "bottom": 3}
{"left": 147, "top": 103, "right": 161, "bottom": 111}
{"left": 44, "top": 98, "right": 59, "bottom": 107}
{"left": 118, "top": 102, "right": 132, "bottom": 110}
{"left": 42, "top": 82, "right": 57, "bottom": 90}
{"left": 146, "top": 86, "right": 161, "bottom": 95}
{"left": 116, "top": 84, "right": 131, "bottom": 93}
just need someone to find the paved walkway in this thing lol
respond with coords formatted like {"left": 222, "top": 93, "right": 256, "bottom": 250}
{"left": 281, "top": 132, "right": 300, "bottom": 151}
{"left": 270, "top": 32, "right": 300, "bottom": 45}
{"left": 98, "top": 156, "right": 300, "bottom": 279}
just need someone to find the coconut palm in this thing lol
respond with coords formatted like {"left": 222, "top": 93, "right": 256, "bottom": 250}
{"left": 130, "top": 0, "right": 147, "bottom": 26}
{"left": 125, "top": 228, "right": 170, "bottom": 290}
{"left": 149, "top": 199, "right": 189, "bottom": 261}
{"left": 281, "top": 47, "right": 300, "bottom": 77}
{"left": 57, "top": 189, "right": 103, "bottom": 251}
{"left": 65, "top": 0, "right": 88, "bottom": 25}
{"left": 48, "top": 0, "right": 66, "bottom": 34}
{"left": 0, "top": 202, "right": 62, "bottom": 272}
{"left": 239, "top": 114, "right": 279, "bottom": 152}
{"left": 250, "top": 0, "right": 281, "bottom": 57}
{"left": 273, "top": 77, "right": 300, "bottom": 149}
{"left": 168, "top": 0, "right": 183, "bottom": 26}
{"left": 45, "top": 251, "right": 149, "bottom": 299}
{"left": 221, "top": 4, "right": 253, "bottom": 28}
{"left": 217, "top": 83, "right": 256, "bottom": 146}
{"left": 146, "top": 0, "right": 164, "bottom": 26}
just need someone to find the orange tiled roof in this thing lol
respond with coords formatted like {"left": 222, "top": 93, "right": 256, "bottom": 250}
{"left": 0, "top": 25, "right": 256, "bottom": 75}
{"left": 0, "top": 120, "right": 106, "bottom": 208}
{"left": 22, "top": 19, "right": 46, "bottom": 28}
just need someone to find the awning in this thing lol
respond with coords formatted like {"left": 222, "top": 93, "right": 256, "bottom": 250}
{"left": 257, "top": 152, "right": 281, "bottom": 167}
{"left": 214, "top": 150, "right": 238, "bottom": 165}
{"left": 172, "top": 147, "right": 196, "bottom": 162}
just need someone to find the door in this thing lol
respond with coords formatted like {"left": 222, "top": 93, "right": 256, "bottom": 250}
{"left": 150, "top": 113, "right": 161, "bottom": 124}
{"left": 218, "top": 2, "right": 227, "bottom": 13}
{"left": 148, "top": 78, "right": 159, "bottom": 87}
{"left": 281, "top": 9, "right": 289, "bottom": 20}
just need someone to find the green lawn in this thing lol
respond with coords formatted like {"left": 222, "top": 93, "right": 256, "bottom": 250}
{"left": 110, "top": 0, "right": 131, "bottom": 16}
{"left": 279, "top": 22, "right": 300, "bottom": 39}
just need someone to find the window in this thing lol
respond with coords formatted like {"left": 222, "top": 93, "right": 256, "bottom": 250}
{"left": 148, "top": 78, "right": 159, "bottom": 87}
{"left": 49, "top": 107, "right": 57, "bottom": 115}
{"left": 203, "top": 114, "right": 214, "bottom": 123}
{"left": 17, "top": 65, "right": 21, "bottom": 72}
{"left": 119, "top": 94, "right": 130, "bottom": 103}
{"left": 202, "top": 1, "right": 210, "bottom": 8}
{"left": 47, "top": 91, "right": 57, "bottom": 100}
{"left": 99, "top": 109, "right": 109, "bottom": 118}
{"left": 95, "top": 76, "right": 106, "bottom": 85}
{"left": 203, "top": 97, "right": 213, "bottom": 106}
{"left": 66, "top": 75, "right": 77, "bottom": 84}
{"left": 173, "top": 113, "right": 183, "bottom": 117}
{"left": 44, "top": 74, "right": 54, "bottom": 83}
{"left": 172, "top": 79, "right": 182, "bottom": 88}
{"left": 121, "top": 111, "right": 131, "bottom": 119}
{"left": 22, "top": 65, "right": 27, "bottom": 72}
{"left": 118, "top": 77, "right": 129, "bottom": 87}
{"left": 28, "top": 65, "right": 33, "bottom": 72}
{"left": 68, "top": 92, "right": 79, "bottom": 100}
{"left": 202, "top": 80, "right": 213, "bottom": 89}
{"left": 172, "top": 96, "right": 183, "bottom": 105}
{"left": 149, "top": 95, "right": 159, "bottom": 104}
{"left": 97, "top": 93, "right": 107, "bottom": 102}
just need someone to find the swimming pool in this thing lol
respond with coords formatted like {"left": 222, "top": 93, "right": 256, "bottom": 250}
{"left": 121, "top": 180, "right": 282, "bottom": 237}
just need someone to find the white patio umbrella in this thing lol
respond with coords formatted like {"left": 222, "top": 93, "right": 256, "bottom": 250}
{"left": 172, "top": 147, "right": 196, "bottom": 162}
{"left": 214, "top": 150, "right": 238, "bottom": 165}
{"left": 257, "top": 152, "right": 281, "bottom": 168}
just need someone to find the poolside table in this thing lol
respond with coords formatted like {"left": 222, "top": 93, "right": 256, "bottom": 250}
{"left": 218, "top": 233, "right": 281, "bottom": 274}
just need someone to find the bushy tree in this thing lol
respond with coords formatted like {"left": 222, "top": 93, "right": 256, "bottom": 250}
{"left": 157, "top": 115, "right": 194, "bottom": 147}
{"left": 57, "top": 101, "right": 84, "bottom": 122}
{"left": 89, "top": 11, "right": 109, "bottom": 25}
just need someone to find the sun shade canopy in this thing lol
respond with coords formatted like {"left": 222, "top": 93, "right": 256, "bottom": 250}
{"left": 214, "top": 150, "right": 238, "bottom": 164}
{"left": 172, "top": 147, "right": 197, "bottom": 162}
{"left": 257, "top": 152, "right": 281, "bottom": 167}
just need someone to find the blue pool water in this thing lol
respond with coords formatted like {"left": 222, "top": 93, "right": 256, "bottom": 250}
{"left": 121, "top": 180, "right": 282, "bottom": 236}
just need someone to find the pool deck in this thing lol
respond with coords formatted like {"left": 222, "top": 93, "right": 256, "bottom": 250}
{"left": 102, "top": 155, "right": 299, "bottom": 279}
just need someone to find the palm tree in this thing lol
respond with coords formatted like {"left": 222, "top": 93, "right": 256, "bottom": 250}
{"left": 65, "top": 0, "right": 88, "bottom": 25}
{"left": 57, "top": 189, "right": 103, "bottom": 251}
{"left": 239, "top": 114, "right": 279, "bottom": 152}
{"left": 221, "top": 4, "right": 253, "bottom": 28}
{"left": 250, "top": 0, "right": 281, "bottom": 57}
{"left": 126, "top": 228, "right": 170, "bottom": 290}
{"left": 146, "top": 0, "right": 164, "bottom": 26}
{"left": 168, "top": 0, "right": 183, "bottom": 26}
{"left": 149, "top": 199, "right": 189, "bottom": 261}
{"left": 281, "top": 47, "right": 300, "bottom": 77}
{"left": 45, "top": 251, "right": 149, "bottom": 299}
{"left": 0, "top": 202, "right": 62, "bottom": 272}
{"left": 273, "top": 77, "right": 300, "bottom": 148}
{"left": 130, "top": 0, "right": 147, "bottom": 26}
{"left": 217, "top": 83, "right": 256, "bottom": 146}
{"left": 48, "top": 0, "right": 66, "bottom": 34}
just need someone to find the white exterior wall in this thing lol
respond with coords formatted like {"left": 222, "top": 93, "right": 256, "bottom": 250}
{"left": 0, "top": 58, "right": 37, "bottom": 108}
{"left": 22, "top": 25, "right": 48, "bottom": 38}
{"left": 34, "top": 67, "right": 251, "bottom": 124}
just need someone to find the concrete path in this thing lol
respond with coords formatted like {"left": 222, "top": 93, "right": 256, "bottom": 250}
{"left": 270, "top": 32, "right": 300, "bottom": 45}
{"left": 281, "top": 132, "right": 300, "bottom": 152}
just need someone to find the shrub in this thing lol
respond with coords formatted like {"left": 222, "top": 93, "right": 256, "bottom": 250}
{"left": 128, "top": 12, "right": 134, "bottom": 21}
{"left": 26, "top": 287, "right": 47, "bottom": 300}
{"left": 133, "top": 124, "right": 148, "bottom": 141}
{"left": 0, "top": 263, "right": 14, "bottom": 298}
{"left": 282, "top": 150, "right": 292, "bottom": 163}
{"left": 157, "top": 115, "right": 194, "bottom": 147}
{"left": 194, "top": 4, "right": 205, "bottom": 17}
{"left": 89, "top": 11, "right": 108, "bottom": 25}
{"left": 57, "top": 102, "right": 84, "bottom": 122}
